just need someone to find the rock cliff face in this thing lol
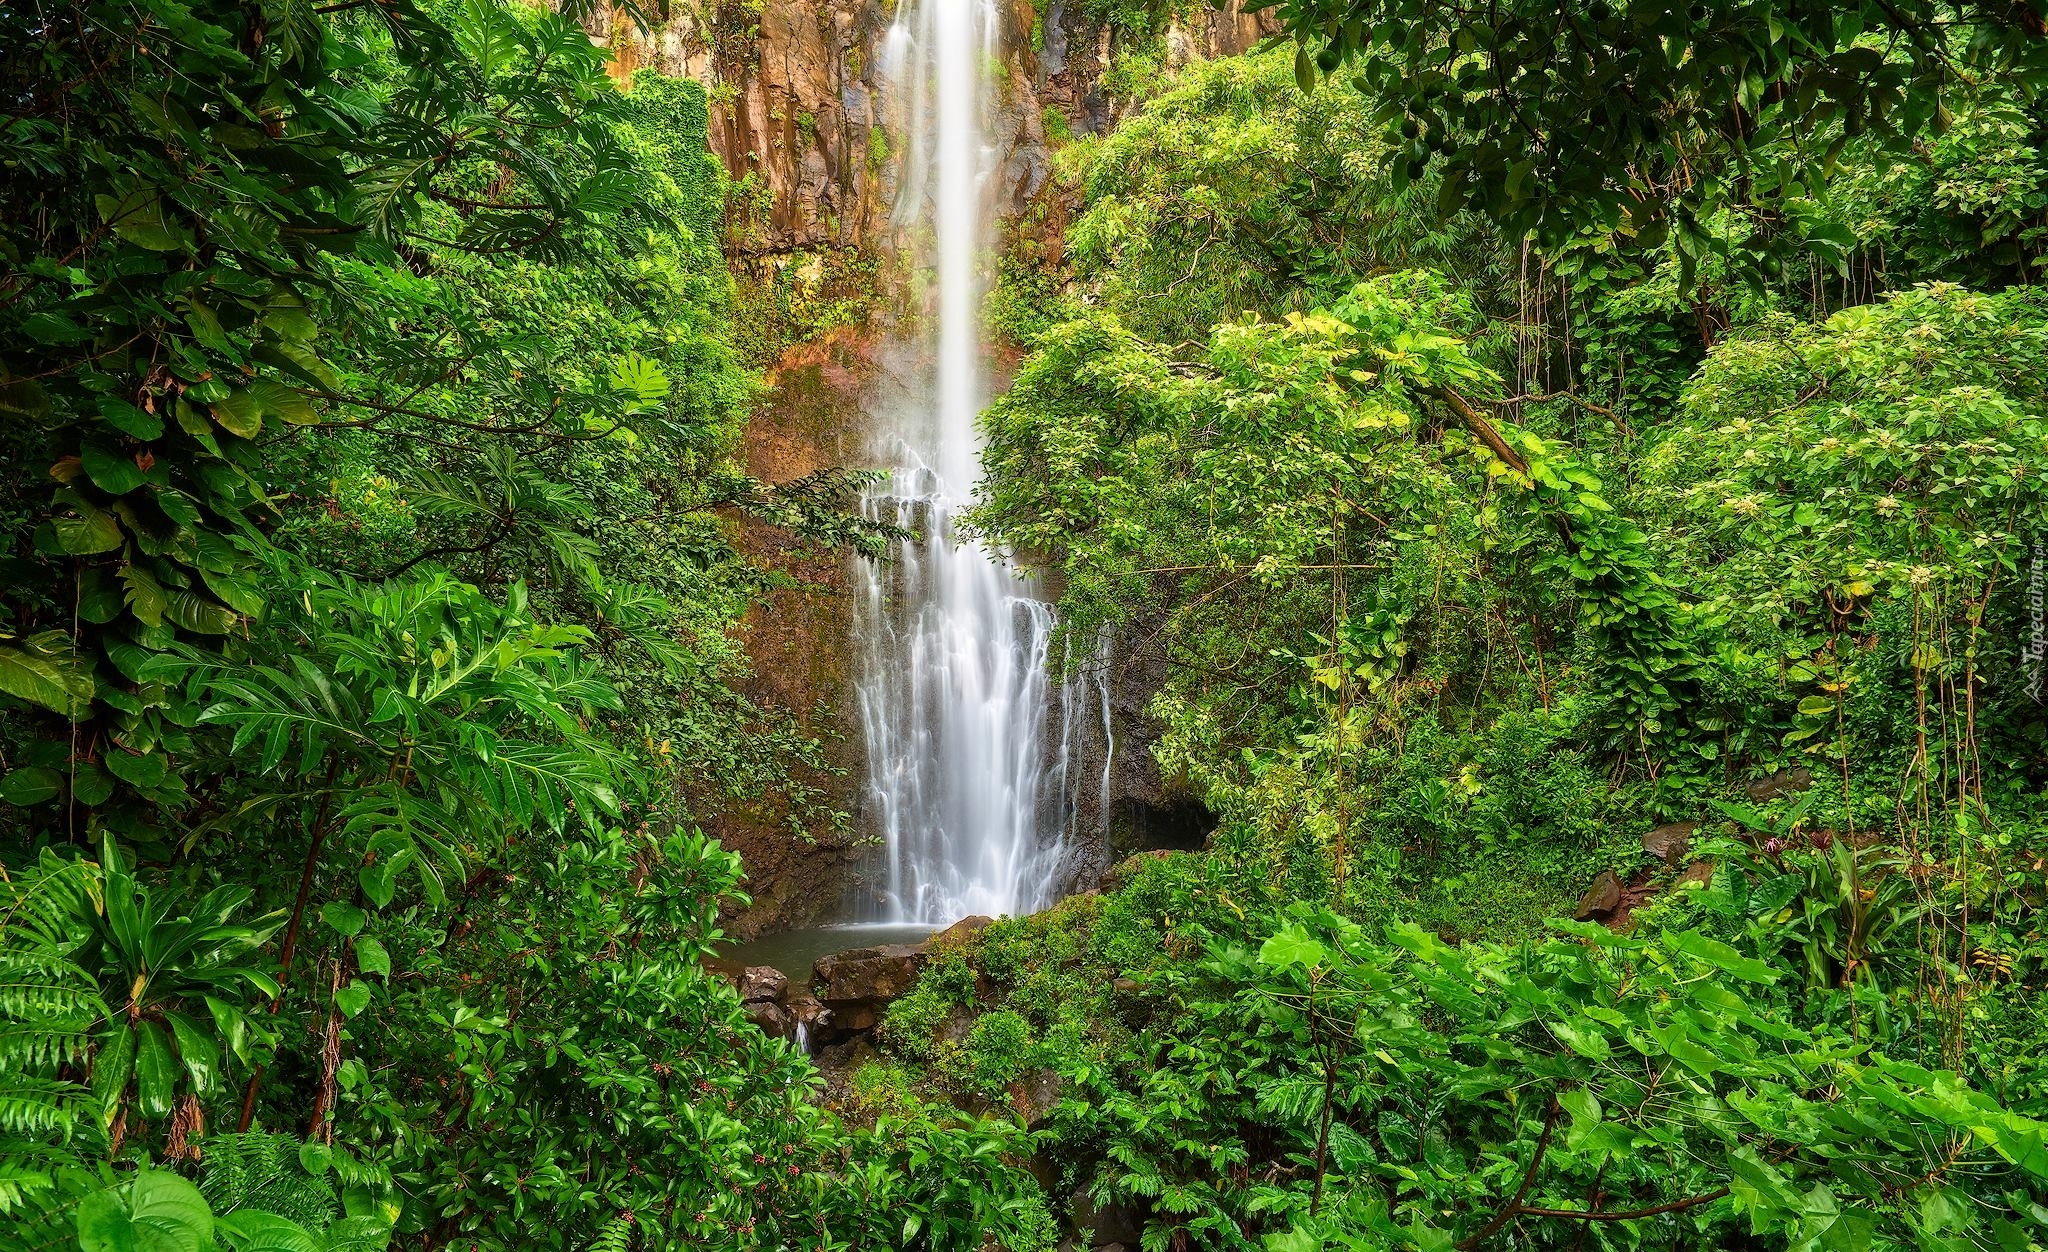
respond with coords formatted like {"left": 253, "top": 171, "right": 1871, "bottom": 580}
{"left": 569, "top": 1, "right": 1266, "bottom": 931}
{"left": 582, "top": 1, "right": 1278, "bottom": 253}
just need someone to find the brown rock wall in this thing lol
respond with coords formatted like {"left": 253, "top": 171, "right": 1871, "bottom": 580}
{"left": 580, "top": 0, "right": 1278, "bottom": 253}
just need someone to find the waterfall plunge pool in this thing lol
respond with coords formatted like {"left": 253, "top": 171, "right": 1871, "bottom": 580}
{"left": 711, "top": 922, "right": 942, "bottom": 989}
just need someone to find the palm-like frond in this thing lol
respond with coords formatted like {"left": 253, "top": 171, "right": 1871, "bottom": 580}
{"left": 154, "top": 567, "right": 632, "bottom": 907}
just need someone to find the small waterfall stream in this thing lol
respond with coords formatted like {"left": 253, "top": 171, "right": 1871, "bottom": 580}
{"left": 851, "top": 0, "right": 1104, "bottom": 924}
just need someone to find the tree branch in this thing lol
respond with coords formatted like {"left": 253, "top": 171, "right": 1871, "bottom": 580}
{"left": 1455, "top": 1093, "right": 1562, "bottom": 1251}
{"left": 1518, "top": 1188, "right": 1731, "bottom": 1223}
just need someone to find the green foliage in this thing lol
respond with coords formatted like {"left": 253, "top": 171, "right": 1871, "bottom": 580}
{"left": 1056, "top": 49, "right": 1502, "bottom": 344}
{"left": 1264, "top": 1, "right": 2048, "bottom": 280}
{"left": 78, "top": 839, "right": 281, "bottom": 1135}
{"left": 0, "top": 853, "right": 105, "bottom": 1216}
{"left": 77, "top": 1165, "right": 391, "bottom": 1252}
{"left": 1, "top": 4, "right": 1039, "bottom": 1251}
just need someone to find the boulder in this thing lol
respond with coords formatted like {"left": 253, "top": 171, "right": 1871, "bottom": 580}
{"left": 743, "top": 998, "right": 794, "bottom": 1040}
{"left": 1070, "top": 1187, "right": 1145, "bottom": 1248}
{"left": 929, "top": 914, "right": 995, "bottom": 952}
{"left": 1642, "top": 821, "right": 1697, "bottom": 867}
{"left": 1574, "top": 870, "right": 1624, "bottom": 920}
{"left": 821, "top": 1001, "right": 882, "bottom": 1034}
{"left": 1744, "top": 767, "right": 1814, "bottom": 801}
{"left": 1675, "top": 859, "right": 1716, "bottom": 891}
{"left": 813, "top": 942, "right": 928, "bottom": 1003}
{"left": 738, "top": 965, "right": 790, "bottom": 1004}
{"left": 1006, "top": 1067, "right": 1064, "bottom": 1127}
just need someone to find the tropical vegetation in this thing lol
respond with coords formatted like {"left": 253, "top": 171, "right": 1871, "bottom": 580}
{"left": 6, "top": 2, "right": 2048, "bottom": 1252}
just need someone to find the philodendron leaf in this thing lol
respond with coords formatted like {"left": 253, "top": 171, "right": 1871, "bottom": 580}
{"left": 355, "top": 936, "right": 391, "bottom": 978}
{"left": 321, "top": 902, "right": 366, "bottom": 937}
{"left": 78, "top": 1167, "right": 214, "bottom": 1252}
{"left": 164, "top": 590, "right": 239, "bottom": 635}
{"left": 0, "top": 765, "right": 64, "bottom": 805}
{"left": 334, "top": 981, "right": 373, "bottom": 1019}
{"left": 48, "top": 498, "right": 125, "bottom": 554}
{"left": 81, "top": 444, "right": 147, "bottom": 495}
{"left": 0, "top": 638, "right": 96, "bottom": 718}
{"left": 95, "top": 187, "right": 191, "bottom": 252}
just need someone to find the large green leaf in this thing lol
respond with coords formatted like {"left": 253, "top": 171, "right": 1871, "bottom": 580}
{"left": 243, "top": 378, "right": 319, "bottom": 426}
{"left": 163, "top": 1011, "right": 219, "bottom": 1094}
{"left": 165, "top": 591, "right": 239, "bottom": 635}
{"left": 105, "top": 748, "right": 168, "bottom": 789}
{"left": 94, "top": 187, "right": 191, "bottom": 252}
{"left": 135, "top": 1022, "right": 177, "bottom": 1119}
{"left": 1258, "top": 925, "right": 1325, "bottom": 971}
{"left": 78, "top": 1168, "right": 214, "bottom": 1252}
{"left": 213, "top": 1211, "right": 322, "bottom": 1252}
{"left": 0, "top": 637, "right": 97, "bottom": 718}
{"left": 210, "top": 390, "right": 264, "bottom": 439}
{"left": 0, "top": 765, "right": 64, "bottom": 805}
{"left": 321, "top": 1216, "right": 395, "bottom": 1252}
{"left": 92, "top": 1025, "right": 136, "bottom": 1125}
{"left": 81, "top": 444, "right": 148, "bottom": 495}
{"left": 50, "top": 505, "right": 126, "bottom": 554}
{"left": 122, "top": 564, "right": 170, "bottom": 628}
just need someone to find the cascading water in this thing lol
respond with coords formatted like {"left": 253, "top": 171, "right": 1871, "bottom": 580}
{"left": 852, "top": 0, "right": 1095, "bottom": 924}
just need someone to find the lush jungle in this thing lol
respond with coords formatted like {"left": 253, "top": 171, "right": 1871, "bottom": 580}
{"left": 4, "top": 3, "right": 2048, "bottom": 1252}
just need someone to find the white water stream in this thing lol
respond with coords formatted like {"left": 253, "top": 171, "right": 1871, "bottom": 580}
{"left": 852, "top": 0, "right": 1107, "bottom": 924}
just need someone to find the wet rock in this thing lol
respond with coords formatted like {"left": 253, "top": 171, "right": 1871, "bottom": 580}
{"left": 811, "top": 942, "right": 927, "bottom": 1039}
{"left": 1642, "top": 821, "right": 1697, "bottom": 867}
{"left": 1744, "top": 767, "right": 1814, "bottom": 801}
{"left": 814, "top": 942, "right": 927, "bottom": 1001}
{"left": 787, "top": 995, "right": 829, "bottom": 1031}
{"left": 738, "top": 965, "right": 790, "bottom": 1003}
{"left": 744, "top": 998, "right": 795, "bottom": 1039}
{"left": 1574, "top": 870, "right": 1624, "bottom": 920}
{"left": 1006, "top": 1067, "right": 1064, "bottom": 1127}
{"left": 929, "top": 914, "right": 995, "bottom": 952}
{"left": 1070, "top": 1187, "right": 1145, "bottom": 1247}
{"left": 1675, "top": 859, "right": 1716, "bottom": 891}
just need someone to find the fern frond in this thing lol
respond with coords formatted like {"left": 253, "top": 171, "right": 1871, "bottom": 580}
{"left": 587, "top": 1212, "right": 635, "bottom": 1252}
{"left": 198, "top": 1132, "right": 340, "bottom": 1230}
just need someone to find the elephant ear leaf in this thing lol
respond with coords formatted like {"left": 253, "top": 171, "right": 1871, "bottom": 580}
{"left": 78, "top": 1167, "right": 213, "bottom": 1252}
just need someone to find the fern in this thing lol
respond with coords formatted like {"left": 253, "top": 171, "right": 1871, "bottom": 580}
{"left": 197, "top": 1132, "right": 339, "bottom": 1231}
{"left": 587, "top": 1212, "right": 635, "bottom": 1252}
{"left": 0, "top": 852, "right": 106, "bottom": 1215}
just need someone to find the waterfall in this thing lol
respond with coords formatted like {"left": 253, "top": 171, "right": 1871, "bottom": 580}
{"left": 852, "top": 0, "right": 1076, "bottom": 924}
